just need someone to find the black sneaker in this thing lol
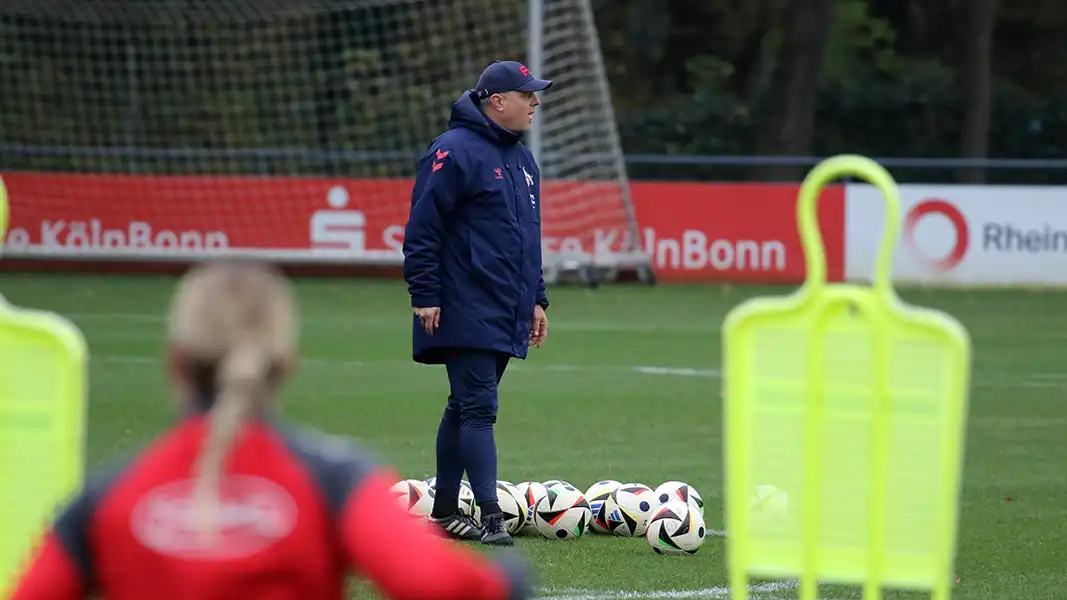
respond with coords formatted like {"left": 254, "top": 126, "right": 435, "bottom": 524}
{"left": 481, "top": 514, "right": 514, "bottom": 546}
{"left": 429, "top": 512, "right": 482, "bottom": 541}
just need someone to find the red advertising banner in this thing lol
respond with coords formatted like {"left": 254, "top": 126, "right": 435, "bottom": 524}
{"left": 0, "top": 173, "right": 413, "bottom": 255}
{"left": 629, "top": 182, "right": 844, "bottom": 283}
{"left": 0, "top": 172, "right": 844, "bottom": 283}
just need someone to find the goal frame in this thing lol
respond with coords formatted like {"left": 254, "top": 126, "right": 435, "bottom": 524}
{"left": 0, "top": 0, "right": 655, "bottom": 286}
{"left": 528, "top": 0, "right": 652, "bottom": 286}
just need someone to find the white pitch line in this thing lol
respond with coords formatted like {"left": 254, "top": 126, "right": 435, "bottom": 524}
{"left": 536, "top": 581, "right": 799, "bottom": 600}
{"left": 632, "top": 366, "right": 716, "bottom": 378}
{"left": 93, "top": 354, "right": 1067, "bottom": 391}
{"left": 66, "top": 312, "right": 164, "bottom": 323}
{"left": 96, "top": 354, "right": 722, "bottom": 379}
{"left": 64, "top": 312, "right": 716, "bottom": 334}
{"left": 68, "top": 313, "right": 1067, "bottom": 390}
{"left": 535, "top": 581, "right": 852, "bottom": 600}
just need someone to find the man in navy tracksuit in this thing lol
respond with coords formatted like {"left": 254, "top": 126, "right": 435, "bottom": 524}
{"left": 403, "top": 61, "right": 551, "bottom": 546}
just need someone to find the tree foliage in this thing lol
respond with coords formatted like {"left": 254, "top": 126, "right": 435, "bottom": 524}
{"left": 599, "top": 0, "right": 1067, "bottom": 181}
{"left": 0, "top": 0, "right": 1064, "bottom": 182}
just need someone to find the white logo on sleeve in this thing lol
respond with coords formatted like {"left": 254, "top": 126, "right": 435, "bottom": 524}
{"left": 310, "top": 186, "right": 366, "bottom": 252}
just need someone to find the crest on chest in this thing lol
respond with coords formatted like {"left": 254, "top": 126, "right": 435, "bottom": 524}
{"left": 521, "top": 166, "right": 537, "bottom": 209}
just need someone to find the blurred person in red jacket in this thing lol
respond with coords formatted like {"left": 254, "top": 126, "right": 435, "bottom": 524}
{"left": 9, "top": 261, "right": 531, "bottom": 600}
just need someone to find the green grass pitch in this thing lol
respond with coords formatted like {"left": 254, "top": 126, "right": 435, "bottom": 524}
{"left": 2, "top": 272, "right": 1065, "bottom": 600}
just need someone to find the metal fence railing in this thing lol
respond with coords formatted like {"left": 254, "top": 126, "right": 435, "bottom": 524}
{"left": 4, "top": 143, "right": 1067, "bottom": 184}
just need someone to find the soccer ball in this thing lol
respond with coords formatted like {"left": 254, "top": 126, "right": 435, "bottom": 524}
{"left": 603, "top": 483, "right": 655, "bottom": 537}
{"left": 390, "top": 479, "right": 434, "bottom": 518}
{"left": 645, "top": 500, "right": 706, "bottom": 555}
{"left": 496, "top": 481, "right": 526, "bottom": 534}
{"left": 584, "top": 480, "right": 622, "bottom": 533}
{"left": 533, "top": 485, "right": 592, "bottom": 540}
{"left": 751, "top": 484, "right": 790, "bottom": 524}
{"left": 542, "top": 479, "right": 577, "bottom": 492}
{"left": 423, "top": 477, "right": 481, "bottom": 521}
{"left": 654, "top": 481, "right": 705, "bottom": 515}
{"left": 514, "top": 481, "right": 549, "bottom": 532}
{"left": 458, "top": 480, "right": 480, "bottom": 522}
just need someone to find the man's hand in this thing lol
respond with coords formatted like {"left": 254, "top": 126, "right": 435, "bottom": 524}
{"left": 529, "top": 305, "right": 548, "bottom": 348}
{"left": 414, "top": 306, "right": 441, "bottom": 335}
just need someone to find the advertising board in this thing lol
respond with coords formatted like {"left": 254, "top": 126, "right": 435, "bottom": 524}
{"left": 846, "top": 184, "right": 1067, "bottom": 286}
{"left": 1, "top": 173, "right": 846, "bottom": 284}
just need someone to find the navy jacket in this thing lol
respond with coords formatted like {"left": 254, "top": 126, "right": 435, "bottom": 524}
{"left": 403, "top": 90, "right": 549, "bottom": 364}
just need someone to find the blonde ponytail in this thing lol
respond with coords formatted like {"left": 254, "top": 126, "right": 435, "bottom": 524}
{"left": 167, "top": 262, "right": 297, "bottom": 542}
{"left": 191, "top": 343, "right": 268, "bottom": 537}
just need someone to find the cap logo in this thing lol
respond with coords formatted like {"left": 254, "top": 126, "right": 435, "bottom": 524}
{"left": 518, "top": 65, "right": 530, "bottom": 77}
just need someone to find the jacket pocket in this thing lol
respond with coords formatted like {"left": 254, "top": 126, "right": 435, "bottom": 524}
{"left": 469, "top": 183, "right": 517, "bottom": 222}
{"left": 468, "top": 225, "right": 521, "bottom": 293}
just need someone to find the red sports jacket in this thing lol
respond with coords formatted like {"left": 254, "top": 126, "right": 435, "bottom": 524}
{"left": 9, "top": 415, "right": 528, "bottom": 600}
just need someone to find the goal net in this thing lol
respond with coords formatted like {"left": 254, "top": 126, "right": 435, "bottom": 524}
{"left": 0, "top": 0, "right": 650, "bottom": 283}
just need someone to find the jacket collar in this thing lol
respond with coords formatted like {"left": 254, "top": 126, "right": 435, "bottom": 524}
{"left": 448, "top": 90, "right": 523, "bottom": 148}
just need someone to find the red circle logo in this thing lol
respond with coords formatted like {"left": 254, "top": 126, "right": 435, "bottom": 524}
{"left": 902, "top": 198, "right": 969, "bottom": 272}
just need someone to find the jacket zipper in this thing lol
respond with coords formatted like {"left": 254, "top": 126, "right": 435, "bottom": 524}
{"left": 501, "top": 147, "right": 525, "bottom": 351}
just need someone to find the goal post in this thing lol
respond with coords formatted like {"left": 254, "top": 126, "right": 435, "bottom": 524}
{"left": 535, "top": 0, "right": 652, "bottom": 285}
{"left": 0, "top": 0, "right": 652, "bottom": 284}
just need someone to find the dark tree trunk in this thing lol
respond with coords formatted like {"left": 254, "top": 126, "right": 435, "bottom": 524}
{"left": 958, "top": 0, "right": 1000, "bottom": 183}
{"left": 752, "top": 0, "right": 836, "bottom": 181}
{"left": 727, "top": 0, "right": 786, "bottom": 101}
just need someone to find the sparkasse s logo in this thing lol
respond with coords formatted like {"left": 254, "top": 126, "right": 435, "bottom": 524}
{"left": 902, "top": 198, "right": 969, "bottom": 272}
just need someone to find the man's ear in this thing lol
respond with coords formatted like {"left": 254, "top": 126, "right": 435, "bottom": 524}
{"left": 489, "top": 93, "right": 506, "bottom": 112}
